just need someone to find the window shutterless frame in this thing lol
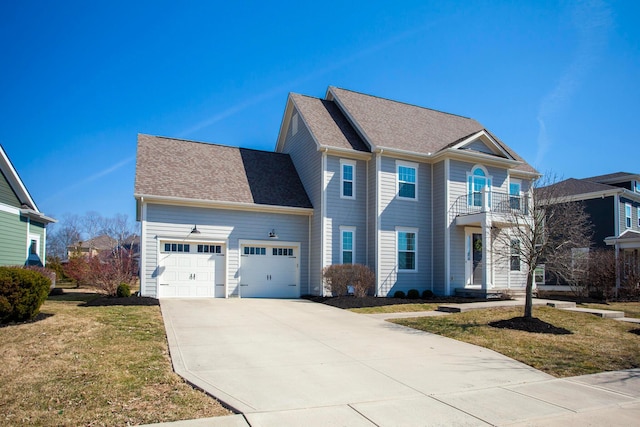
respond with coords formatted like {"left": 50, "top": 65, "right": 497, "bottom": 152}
{"left": 396, "top": 227, "right": 418, "bottom": 272}
{"left": 340, "top": 159, "right": 356, "bottom": 199}
{"left": 340, "top": 226, "right": 355, "bottom": 264}
{"left": 396, "top": 160, "right": 418, "bottom": 200}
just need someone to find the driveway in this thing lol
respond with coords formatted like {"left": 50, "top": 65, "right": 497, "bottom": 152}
{"left": 160, "top": 298, "right": 640, "bottom": 426}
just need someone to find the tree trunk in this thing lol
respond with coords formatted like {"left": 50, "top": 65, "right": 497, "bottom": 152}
{"left": 524, "top": 269, "right": 534, "bottom": 319}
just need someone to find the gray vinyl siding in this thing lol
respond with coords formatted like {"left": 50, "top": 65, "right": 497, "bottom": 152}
{"left": 0, "top": 170, "right": 21, "bottom": 208}
{"left": 325, "top": 156, "right": 367, "bottom": 266}
{"left": 142, "top": 203, "right": 309, "bottom": 298}
{"left": 620, "top": 197, "right": 640, "bottom": 233}
{"left": 377, "top": 156, "right": 432, "bottom": 296}
{"left": 432, "top": 161, "right": 446, "bottom": 294}
{"left": 463, "top": 140, "right": 494, "bottom": 155}
{"left": 279, "top": 108, "right": 323, "bottom": 294}
{"left": 0, "top": 209, "right": 27, "bottom": 265}
{"left": 367, "top": 156, "right": 377, "bottom": 277}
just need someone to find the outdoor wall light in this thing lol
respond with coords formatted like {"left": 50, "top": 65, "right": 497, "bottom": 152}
{"left": 190, "top": 225, "right": 201, "bottom": 234}
{"left": 268, "top": 229, "right": 278, "bottom": 238}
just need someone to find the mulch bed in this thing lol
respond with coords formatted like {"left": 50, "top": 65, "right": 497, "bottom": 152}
{"left": 83, "top": 296, "right": 160, "bottom": 307}
{"left": 303, "top": 295, "right": 487, "bottom": 309}
{"left": 489, "top": 317, "right": 572, "bottom": 334}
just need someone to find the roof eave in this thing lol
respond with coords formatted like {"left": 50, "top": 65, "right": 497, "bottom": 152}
{"left": 134, "top": 194, "right": 314, "bottom": 216}
{"left": 19, "top": 208, "right": 57, "bottom": 224}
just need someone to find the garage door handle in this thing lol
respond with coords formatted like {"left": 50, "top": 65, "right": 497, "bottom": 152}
{"left": 288, "top": 284, "right": 296, "bottom": 287}
{"left": 160, "top": 283, "right": 169, "bottom": 286}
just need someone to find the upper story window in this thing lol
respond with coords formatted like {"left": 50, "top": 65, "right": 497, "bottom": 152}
{"left": 397, "top": 228, "right": 417, "bottom": 271}
{"left": 634, "top": 180, "right": 640, "bottom": 193}
{"left": 340, "top": 226, "right": 355, "bottom": 264}
{"left": 397, "top": 161, "right": 417, "bottom": 200}
{"left": 625, "top": 204, "right": 632, "bottom": 228}
{"left": 292, "top": 112, "right": 299, "bottom": 136}
{"left": 467, "top": 166, "right": 492, "bottom": 207}
{"left": 509, "top": 179, "right": 522, "bottom": 210}
{"left": 340, "top": 160, "right": 355, "bottom": 199}
{"left": 638, "top": 207, "right": 640, "bottom": 228}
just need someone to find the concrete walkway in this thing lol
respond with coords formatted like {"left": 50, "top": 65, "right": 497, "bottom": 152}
{"left": 152, "top": 298, "right": 640, "bottom": 426}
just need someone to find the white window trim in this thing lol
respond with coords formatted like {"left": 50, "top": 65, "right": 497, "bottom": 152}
{"left": 637, "top": 207, "right": 640, "bottom": 228}
{"left": 467, "top": 165, "right": 493, "bottom": 207}
{"left": 340, "top": 159, "right": 356, "bottom": 200}
{"left": 340, "top": 226, "right": 355, "bottom": 264}
{"left": 396, "top": 226, "right": 418, "bottom": 272}
{"left": 27, "top": 234, "right": 40, "bottom": 259}
{"left": 510, "top": 238, "right": 521, "bottom": 272}
{"left": 396, "top": 160, "right": 418, "bottom": 201}
{"left": 625, "top": 203, "right": 632, "bottom": 229}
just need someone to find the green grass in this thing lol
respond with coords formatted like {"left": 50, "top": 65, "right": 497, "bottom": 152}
{"left": 350, "top": 303, "right": 439, "bottom": 314}
{"left": 0, "top": 292, "right": 229, "bottom": 426}
{"left": 580, "top": 302, "right": 640, "bottom": 319}
{"left": 391, "top": 306, "right": 640, "bottom": 378}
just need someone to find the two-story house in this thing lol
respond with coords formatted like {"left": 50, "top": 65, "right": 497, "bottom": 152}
{"left": 135, "top": 86, "right": 538, "bottom": 298}
{"left": 0, "top": 144, "right": 56, "bottom": 267}
{"left": 540, "top": 172, "right": 640, "bottom": 288}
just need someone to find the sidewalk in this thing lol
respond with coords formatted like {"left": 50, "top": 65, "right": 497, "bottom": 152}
{"left": 147, "top": 298, "right": 640, "bottom": 426}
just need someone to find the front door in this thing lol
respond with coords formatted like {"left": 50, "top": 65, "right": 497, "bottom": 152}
{"left": 472, "top": 233, "right": 483, "bottom": 286}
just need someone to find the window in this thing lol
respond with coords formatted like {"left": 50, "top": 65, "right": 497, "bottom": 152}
{"left": 397, "top": 161, "right": 417, "bottom": 200}
{"left": 634, "top": 180, "right": 640, "bottom": 193}
{"left": 29, "top": 239, "right": 38, "bottom": 255}
{"left": 397, "top": 229, "right": 417, "bottom": 271}
{"left": 244, "top": 247, "right": 266, "bottom": 255}
{"left": 163, "top": 243, "right": 190, "bottom": 253}
{"left": 467, "top": 166, "right": 492, "bottom": 207}
{"left": 510, "top": 239, "right": 520, "bottom": 271}
{"left": 534, "top": 265, "right": 545, "bottom": 285}
{"left": 638, "top": 207, "right": 640, "bottom": 228}
{"left": 272, "top": 248, "right": 294, "bottom": 256}
{"left": 626, "top": 204, "right": 632, "bottom": 228}
{"left": 509, "top": 180, "right": 521, "bottom": 210}
{"left": 341, "top": 160, "right": 355, "bottom": 199}
{"left": 340, "top": 227, "right": 355, "bottom": 264}
{"left": 198, "top": 244, "right": 222, "bottom": 254}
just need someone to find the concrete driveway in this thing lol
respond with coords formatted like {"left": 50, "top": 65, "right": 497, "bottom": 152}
{"left": 159, "top": 298, "right": 640, "bottom": 426}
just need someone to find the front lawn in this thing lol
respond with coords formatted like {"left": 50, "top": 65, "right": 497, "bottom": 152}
{"left": 0, "top": 291, "right": 229, "bottom": 426}
{"left": 391, "top": 306, "right": 640, "bottom": 378}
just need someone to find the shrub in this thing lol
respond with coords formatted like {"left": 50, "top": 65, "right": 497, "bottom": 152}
{"left": 407, "top": 289, "right": 420, "bottom": 299}
{"left": 323, "top": 264, "right": 375, "bottom": 297}
{"left": 393, "top": 290, "right": 406, "bottom": 299}
{"left": 421, "top": 289, "right": 434, "bottom": 299}
{"left": 0, "top": 267, "right": 51, "bottom": 323}
{"left": 116, "top": 283, "right": 131, "bottom": 298}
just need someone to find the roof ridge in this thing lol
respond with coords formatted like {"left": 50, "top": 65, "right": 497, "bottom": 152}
{"left": 328, "top": 86, "right": 475, "bottom": 121}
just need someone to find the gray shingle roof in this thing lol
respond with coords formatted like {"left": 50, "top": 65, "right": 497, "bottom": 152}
{"left": 291, "top": 93, "right": 368, "bottom": 152}
{"left": 135, "top": 134, "right": 312, "bottom": 209}
{"left": 542, "top": 178, "right": 619, "bottom": 198}
{"left": 327, "top": 87, "right": 537, "bottom": 174}
{"left": 583, "top": 172, "right": 640, "bottom": 184}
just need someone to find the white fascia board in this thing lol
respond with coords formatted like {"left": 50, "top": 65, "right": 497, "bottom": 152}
{"left": 134, "top": 194, "right": 314, "bottom": 216}
{"left": 432, "top": 148, "right": 522, "bottom": 168}
{"left": 275, "top": 96, "right": 295, "bottom": 152}
{"left": 326, "top": 87, "right": 377, "bottom": 153}
{"left": 451, "top": 130, "right": 513, "bottom": 159}
{"left": 19, "top": 208, "right": 57, "bottom": 224}
{"left": 0, "top": 145, "right": 38, "bottom": 211}
{"left": 321, "top": 146, "right": 372, "bottom": 160}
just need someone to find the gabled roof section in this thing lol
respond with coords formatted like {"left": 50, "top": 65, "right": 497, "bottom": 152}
{"left": 543, "top": 178, "right": 618, "bottom": 199}
{"left": 326, "top": 86, "right": 537, "bottom": 174}
{"left": 583, "top": 172, "right": 640, "bottom": 185}
{"left": 135, "top": 134, "right": 312, "bottom": 209}
{"left": 275, "top": 93, "right": 369, "bottom": 154}
{"left": 0, "top": 144, "right": 38, "bottom": 210}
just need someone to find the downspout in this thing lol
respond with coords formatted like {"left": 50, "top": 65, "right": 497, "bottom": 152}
{"left": 308, "top": 215, "right": 311, "bottom": 295}
{"left": 376, "top": 150, "right": 382, "bottom": 296}
{"left": 321, "top": 148, "right": 328, "bottom": 296}
{"left": 444, "top": 158, "right": 450, "bottom": 295}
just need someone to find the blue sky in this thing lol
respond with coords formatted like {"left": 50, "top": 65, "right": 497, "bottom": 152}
{"left": 1, "top": 0, "right": 638, "bottom": 222}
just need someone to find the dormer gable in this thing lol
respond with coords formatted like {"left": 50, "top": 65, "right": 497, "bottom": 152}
{"left": 451, "top": 130, "right": 514, "bottom": 160}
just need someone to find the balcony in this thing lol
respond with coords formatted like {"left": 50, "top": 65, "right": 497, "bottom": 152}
{"left": 451, "top": 190, "right": 530, "bottom": 226}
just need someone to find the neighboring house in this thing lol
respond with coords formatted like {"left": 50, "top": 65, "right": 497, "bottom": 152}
{"left": 540, "top": 172, "right": 640, "bottom": 288}
{"left": 135, "top": 86, "right": 538, "bottom": 298}
{"left": 0, "top": 144, "right": 56, "bottom": 267}
{"left": 66, "top": 235, "right": 118, "bottom": 259}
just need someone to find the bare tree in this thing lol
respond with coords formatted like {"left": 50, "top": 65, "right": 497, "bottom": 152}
{"left": 493, "top": 173, "right": 593, "bottom": 319}
{"left": 46, "top": 214, "right": 82, "bottom": 260}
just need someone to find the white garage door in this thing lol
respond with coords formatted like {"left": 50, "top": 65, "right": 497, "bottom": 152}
{"left": 158, "top": 242, "right": 224, "bottom": 298}
{"left": 239, "top": 244, "right": 299, "bottom": 298}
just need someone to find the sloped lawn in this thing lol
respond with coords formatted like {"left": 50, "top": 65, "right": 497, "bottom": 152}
{"left": 391, "top": 306, "right": 640, "bottom": 377}
{"left": 0, "top": 291, "right": 229, "bottom": 426}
